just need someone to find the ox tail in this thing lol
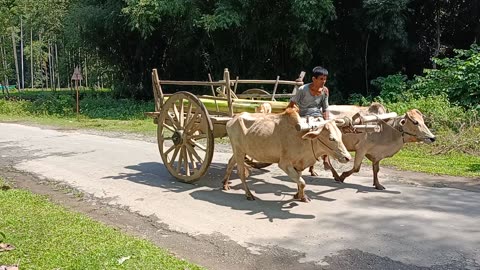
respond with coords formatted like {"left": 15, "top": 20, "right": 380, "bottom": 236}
{"left": 237, "top": 116, "right": 249, "bottom": 136}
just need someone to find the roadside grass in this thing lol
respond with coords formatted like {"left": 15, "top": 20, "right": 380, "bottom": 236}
{"left": 0, "top": 177, "right": 204, "bottom": 269}
{"left": 0, "top": 89, "right": 157, "bottom": 137}
{"left": 380, "top": 144, "right": 480, "bottom": 177}
{"left": 1, "top": 89, "right": 479, "bottom": 178}
{"left": 0, "top": 114, "right": 157, "bottom": 137}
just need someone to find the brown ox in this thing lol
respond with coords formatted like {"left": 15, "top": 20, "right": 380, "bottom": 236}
{"left": 224, "top": 108, "right": 352, "bottom": 202}
{"left": 328, "top": 105, "right": 436, "bottom": 190}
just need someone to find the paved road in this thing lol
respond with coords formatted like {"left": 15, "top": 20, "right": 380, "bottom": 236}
{"left": 1, "top": 122, "right": 479, "bottom": 269}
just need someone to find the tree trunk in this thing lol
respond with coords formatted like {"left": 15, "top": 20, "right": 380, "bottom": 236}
{"left": 364, "top": 32, "right": 370, "bottom": 95}
{"left": 48, "top": 42, "right": 54, "bottom": 91}
{"left": 55, "top": 43, "right": 60, "bottom": 88}
{"left": 84, "top": 56, "right": 88, "bottom": 88}
{"left": 68, "top": 50, "right": 71, "bottom": 89}
{"left": 0, "top": 36, "right": 10, "bottom": 96}
{"left": 38, "top": 32, "right": 44, "bottom": 90}
{"left": 433, "top": 3, "right": 441, "bottom": 69}
{"left": 20, "top": 18, "right": 24, "bottom": 90}
{"left": 30, "top": 28, "right": 33, "bottom": 89}
{"left": 11, "top": 32, "right": 20, "bottom": 91}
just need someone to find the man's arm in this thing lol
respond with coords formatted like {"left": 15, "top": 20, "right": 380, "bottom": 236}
{"left": 322, "top": 88, "right": 330, "bottom": 120}
{"left": 323, "top": 110, "right": 329, "bottom": 120}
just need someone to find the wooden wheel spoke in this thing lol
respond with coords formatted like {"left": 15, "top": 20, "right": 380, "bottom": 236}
{"left": 182, "top": 147, "right": 190, "bottom": 176}
{"left": 188, "top": 122, "right": 204, "bottom": 135}
{"left": 166, "top": 111, "right": 179, "bottom": 130}
{"left": 185, "top": 106, "right": 198, "bottom": 126}
{"left": 189, "top": 133, "right": 207, "bottom": 140}
{"left": 184, "top": 108, "right": 201, "bottom": 133}
{"left": 173, "top": 101, "right": 181, "bottom": 126}
{"left": 185, "top": 102, "right": 193, "bottom": 123}
{"left": 186, "top": 143, "right": 204, "bottom": 164}
{"left": 186, "top": 148, "right": 198, "bottom": 171}
{"left": 169, "top": 146, "right": 181, "bottom": 168}
{"left": 162, "top": 123, "right": 176, "bottom": 133}
{"left": 178, "top": 99, "right": 185, "bottom": 128}
{"left": 164, "top": 144, "right": 176, "bottom": 156}
{"left": 189, "top": 139, "right": 207, "bottom": 152}
{"left": 175, "top": 146, "right": 184, "bottom": 173}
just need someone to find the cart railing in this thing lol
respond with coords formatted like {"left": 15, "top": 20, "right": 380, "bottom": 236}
{"left": 152, "top": 68, "right": 304, "bottom": 117}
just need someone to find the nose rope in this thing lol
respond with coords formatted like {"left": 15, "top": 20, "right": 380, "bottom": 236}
{"left": 311, "top": 138, "right": 334, "bottom": 162}
{"left": 394, "top": 118, "right": 431, "bottom": 143}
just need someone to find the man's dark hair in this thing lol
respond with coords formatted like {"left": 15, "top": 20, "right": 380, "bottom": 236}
{"left": 312, "top": 66, "right": 328, "bottom": 78}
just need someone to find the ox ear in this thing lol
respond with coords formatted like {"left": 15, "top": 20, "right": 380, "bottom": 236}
{"left": 413, "top": 108, "right": 424, "bottom": 116}
{"left": 399, "top": 118, "right": 406, "bottom": 126}
{"left": 302, "top": 126, "right": 325, "bottom": 140}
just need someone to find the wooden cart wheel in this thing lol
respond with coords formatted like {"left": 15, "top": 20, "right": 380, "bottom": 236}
{"left": 240, "top": 88, "right": 271, "bottom": 100}
{"left": 242, "top": 88, "right": 270, "bottom": 96}
{"left": 157, "top": 91, "right": 214, "bottom": 182}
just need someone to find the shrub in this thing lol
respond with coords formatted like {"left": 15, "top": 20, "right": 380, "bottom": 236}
{"left": 80, "top": 96, "right": 153, "bottom": 120}
{"left": 371, "top": 73, "right": 409, "bottom": 103}
{"left": 385, "top": 93, "right": 472, "bottom": 131}
{"left": 29, "top": 93, "right": 74, "bottom": 116}
{"left": 411, "top": 44, "right": 480, "bottom": 110}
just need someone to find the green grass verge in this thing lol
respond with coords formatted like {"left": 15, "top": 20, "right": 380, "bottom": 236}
{"left": 0, "top": 179, "right": 203, "bottom": 269}
{"left": 380, "top": 144, "right": 480, "bottom": 177}
{"left": 0, "top": 114, "right": 157, "bottom": 137}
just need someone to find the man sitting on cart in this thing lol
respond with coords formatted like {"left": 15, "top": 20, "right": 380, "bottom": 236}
{"left": 287, "top": 66, "right": 331, "bottom": 174}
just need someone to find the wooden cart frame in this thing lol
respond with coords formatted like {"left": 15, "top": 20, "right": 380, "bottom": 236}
{"left": 146, "top": 68, "right": 304, "bottom": 182}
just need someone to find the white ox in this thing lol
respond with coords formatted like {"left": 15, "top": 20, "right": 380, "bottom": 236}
{"left": 327, "top": 104, "right": 436, "bottom": 190}
{"left": 224, "top": 107, "right": 352, "bottom": 202}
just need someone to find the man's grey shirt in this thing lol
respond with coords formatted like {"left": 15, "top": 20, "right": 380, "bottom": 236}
{"left": 290, "top": 83, "right": 329, "bottom": 117}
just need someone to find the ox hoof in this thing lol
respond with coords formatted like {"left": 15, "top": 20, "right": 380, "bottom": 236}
{"left": 300, "top": 196, "right": 311, "bottom": 203}
{"left": 293, "top": 193, "right": 311, "bottom": 202}
{"left": 374, "top": 184, "right": 386, "bottom": 190}
{"left": 246, "top": 195, "right": 256, "bottom": 201}
{"left": 222, "top": 181, "right": 231, "bottom": 190}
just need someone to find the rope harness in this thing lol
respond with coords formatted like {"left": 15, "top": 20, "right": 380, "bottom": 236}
{"left": 310, "top": 137, "right": 335, "bottom": 162}
{"left": 391, "top": 116, "right": 422, "bottom": 143}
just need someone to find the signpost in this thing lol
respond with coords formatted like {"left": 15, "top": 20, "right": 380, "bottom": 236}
{"left": 71, "top": 67, "right": 83, "bottom": 118}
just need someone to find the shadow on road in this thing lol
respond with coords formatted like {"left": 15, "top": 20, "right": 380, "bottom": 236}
{"left": 102, "top": 161, "right": 325, "bottom": 221}
{"left": 301, "top": 175, "right": 402, "bottom": 195}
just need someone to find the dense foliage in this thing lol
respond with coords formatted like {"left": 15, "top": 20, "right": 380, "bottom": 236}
{"left": 1, "top": 0, "right": 478, "bottom": 100}
{"left": 0, "top": 90, "right": 152, "bottom": 119}
{"left": 369, "top": 45, "right": 480, "bottom": 113}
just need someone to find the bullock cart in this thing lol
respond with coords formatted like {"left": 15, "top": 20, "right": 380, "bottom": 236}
{"left": 146, "top": 68, "right": 304, "bottom": 182}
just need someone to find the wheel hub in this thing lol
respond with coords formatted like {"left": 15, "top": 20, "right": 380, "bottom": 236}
{"left": 172, "top": 130, "right": 184, "bottom": 145}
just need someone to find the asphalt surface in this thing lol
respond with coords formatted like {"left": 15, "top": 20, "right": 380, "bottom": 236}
{"left": 0, "top": 122, "right": 479, "bottom": 270}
